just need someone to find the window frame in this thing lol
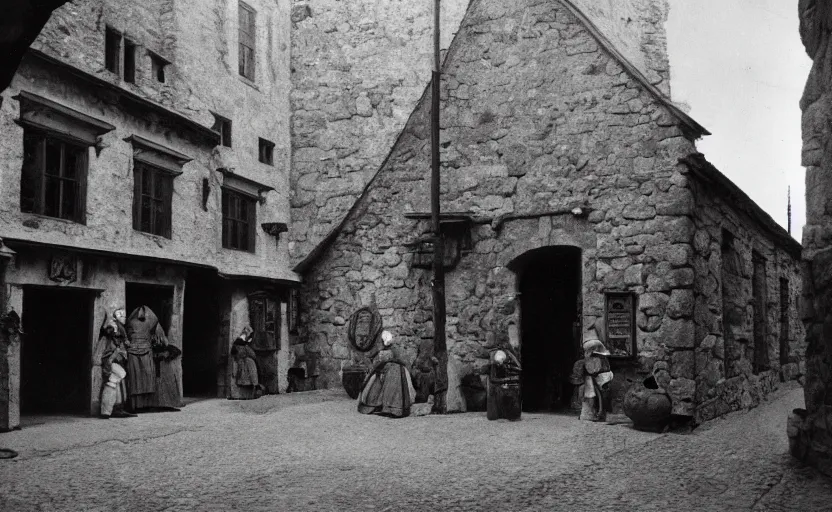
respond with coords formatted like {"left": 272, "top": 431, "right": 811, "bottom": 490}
{"left": 132, "top": 161, "right": 174, "bottom": 239}
{"left": 123, "top": 39, "right": 136, "bottom": 83}
{"left": 105, "top": 26, "right": 121, "bottom": 75}
{"left": 149, "top": 52, "right": 168, "bottom": 83}
{"left": 20, "top": 128, "right": 88, "bottom": 224}
{"left": 238, "top": 1, "right": 256, "bottom": 81}
{"left": 212, "top": 114, "right": 232, "bottom": 148}
{"left": 258, "top": 137, "right": 274, "bottom": 166}
{"left": 221, "top": 187, "right": 257, "bottom": 253}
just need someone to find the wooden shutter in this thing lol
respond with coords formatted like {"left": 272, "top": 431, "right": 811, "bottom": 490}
{"left": 132, "top": 163, "right": 142, "bottom": 231}
{"left": 247, "top": 195, "right": 256, "bottom": 253}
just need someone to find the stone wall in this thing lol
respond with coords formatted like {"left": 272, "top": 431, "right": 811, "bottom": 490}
{"left": 686, "top": 162, "right": 804, "bottom": 423}
{"left": 788, "top": 0, "right": 832, "bottom": 476}
{"left": 297, "top": 0, "right": 702, "bottom": 413}
{"left": 288, "top": 0, "right": 676, "bottom": 263}
{"left": 15, "top": 0, "right": 296, "bottom": 281}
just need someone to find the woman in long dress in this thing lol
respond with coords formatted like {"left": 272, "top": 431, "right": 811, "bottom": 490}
{"left": 357, "top": 331, "right": 416, "bottom": 418}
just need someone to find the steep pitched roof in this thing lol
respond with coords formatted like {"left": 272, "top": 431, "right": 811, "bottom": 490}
{"left": 295, "top": 0, "right": 710, "bottom": 274}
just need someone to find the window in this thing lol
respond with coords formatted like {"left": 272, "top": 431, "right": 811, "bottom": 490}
{"left": 104, "top": 27, "right": 136, "bottom": 82}
{"left": 20, "top": 130, "right": 88, "bottom": 223}
{"left": 123, "top": 40, "right": 136, "bottom": 83}
{"left": 222, "top": 188, "right": 256, "bottom": 252}
{"left": 248, "top": 293, "right": 279, "bottom": 350}
{"left": 238, "top": 2, "right": 256, "bottom": 81}
{"left": 258, "top": 138, "right": 274, "bottom": 165}
{"left": 149, "top": 53, "right": 168, "bottom": 83}
{"left": 212, "top": 114, "right": 232, "bottom": 147}
{"left": 105, "top": 27, "right": 121, "bottom": 74}
{"left": 132, "top": 162, "right": 173, "bottom": 238}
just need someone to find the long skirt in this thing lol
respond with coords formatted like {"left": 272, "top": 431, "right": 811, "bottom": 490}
{"left": 155, "top": 359, "right": 182, "bottom": 409}
{"left": 126, "top": 351, "right": 156, "bottom": 410}
{"left": 357, "top": 362, "right": 416, "bottom": 418}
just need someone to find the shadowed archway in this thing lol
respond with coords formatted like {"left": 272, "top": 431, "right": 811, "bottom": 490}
{"left": 509, "top": 246, "right": 582, "bottom": 412}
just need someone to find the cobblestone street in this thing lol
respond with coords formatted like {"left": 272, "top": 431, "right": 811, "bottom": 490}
{"left": 1, "top": 382, "right": 830, "bottom": 511}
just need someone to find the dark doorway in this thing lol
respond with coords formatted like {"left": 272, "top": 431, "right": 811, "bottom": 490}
{"left": 21, "top": 287, "right": 94, "bottom": 414}
{"left": 514, "top": 246, "right": 581, "bottom": 412}
{"left": 182, "top": 270, "right": 221, "bottom": 397}
{"left": 125, "top": 282, "right": 174, "bottom": 333}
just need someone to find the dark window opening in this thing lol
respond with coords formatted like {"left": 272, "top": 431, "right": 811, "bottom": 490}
{"left": 779, "top": 277, "right": 790, "bottom": 365}
{"left": 105, "top": 26, "right": 121, "bottom": 74}
{"left": 150, "top": 53, "right": 167, "bottom": 83}
{"left": 212, "top": 114, "right": 232, "bottom": 147}
{"left": 238, "top": 1, "right": 256, "bottom": 80}
{"left": 123, "top": 39, "right": 136, "bottom": 83}
{"left": 258, "top": 138, "right": 274, "bottom": 165}
{"left": 21, "top": 130, "right": 87, "bottom": 223}
{"left": 222, "top": 188, "right": 256, "bottom": 252}
{"left": 132, "top": 162, "right": 173, "bottom": 238}
{"left": 752, "top": 251, "right": 770, "bottom": 374}
{"left": 721, "top": 228, "right": 741, "bottom": 379}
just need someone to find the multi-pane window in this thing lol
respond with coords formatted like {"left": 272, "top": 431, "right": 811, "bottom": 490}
{"left": 20, "top": 130, "right": 87, "bottom": 223}
{"left": 222, "top": 188, "right": 256, "bottom": 252}
{"left": 238, "top": 2, "right": 256, "bottom": 81}
{"left": 133, "top": 162, "right": 173, "bottom": 238}
{"left": 258, "top": 138, "right": 274, "bottom": 165}
{"left": 212, "top": 114, "right": 232, "bottom": 147}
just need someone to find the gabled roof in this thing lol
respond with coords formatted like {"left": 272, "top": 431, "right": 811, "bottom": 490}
{"left": 295, "top": 0, "right": 711, "bottom": 274}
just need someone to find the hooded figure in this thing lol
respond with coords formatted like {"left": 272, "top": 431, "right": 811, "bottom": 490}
{"left": 357, "top": 330, "right": 416, "bottom": 418}
{"left": 570, "top": 330, "right": 614, "bottom": 422}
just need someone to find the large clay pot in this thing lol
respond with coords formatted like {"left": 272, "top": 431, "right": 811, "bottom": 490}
{"left": 342, "top": 365, "right": 369, "bottom": 399}
{"left": 623, "top": 375, "right": 672, "bottom": 432}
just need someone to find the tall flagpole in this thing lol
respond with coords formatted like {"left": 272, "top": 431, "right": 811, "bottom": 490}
{"left": 787, "top": 186, "right": 792, "bottom": 236}
{"left": 431, "top": 0, "right": 448, "bottom": 414}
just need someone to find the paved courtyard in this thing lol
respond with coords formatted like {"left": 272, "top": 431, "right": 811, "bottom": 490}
{"left": 1, "top": 382, "right": 830, "bottom": 511}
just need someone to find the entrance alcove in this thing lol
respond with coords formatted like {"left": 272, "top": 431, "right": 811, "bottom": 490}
{"left": 508, "top": 246, "right": 582, "bottom": 412}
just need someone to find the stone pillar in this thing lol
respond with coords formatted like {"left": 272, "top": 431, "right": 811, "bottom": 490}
{"left": 0, "top": 252, "right": 21, "bottom": 431}
{"left": 789, "top": 0, "right": 832, "bottom": 476}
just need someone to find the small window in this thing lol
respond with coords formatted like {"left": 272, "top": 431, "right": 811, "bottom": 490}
{"left": 20, "top": 129, "right": 88, "bottom": 223}
{"left": 258, "top": 138, "right": 274, "bottom": 165}
{"left": 212, "top": 114, "right": 232, "bottom": 147}
{"left": 132, "top": 162, "right": 173, "bottom": 238}
{"left": 123, "top": 40, "right": 136, "bottom": 83}
{"left": 238, "top": 2, "right": 256, "bottom": 81}
{"left": 105, "top": 27, "right": 121, "bottom": 74}
{"left": 222, "top": 188, "right": 256, "bottom": 252}
{"left": 150, "top": 53, "right": 167, "bottom": 83}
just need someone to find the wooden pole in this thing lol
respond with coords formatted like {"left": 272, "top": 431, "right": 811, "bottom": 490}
{"left": 431, "top": 0, "right": 448, "bottom": 413}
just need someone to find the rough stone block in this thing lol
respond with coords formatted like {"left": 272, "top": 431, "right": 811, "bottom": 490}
{"left": 666, "top": 289, "right": 694, "bottom": 319}
{"left": 661, "top": 318, "right": 695, "bottom": 348}
{"left": 667, "top": 378, "right": 696, "bottom": 416}
{"left": 671, "top": 350, "right": 695, "bottom": 379}
{"left": 624, "top": 263, "right": 644, "bottom": 285}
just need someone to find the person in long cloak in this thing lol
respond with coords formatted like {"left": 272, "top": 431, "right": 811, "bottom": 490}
{"left": 151, "top": 323, "right": 182, "bottom": 411}
{"left": 228, "top": 326, "right": 262, "bottom": 400}
{"left": 357, "top": 330, "right": 416, "bottom": 418}
{"left": 125, "top": 305, "right": 160, "bottom": 412}
{"left": 95, "top": 308, "right": 136, "bottom": 418}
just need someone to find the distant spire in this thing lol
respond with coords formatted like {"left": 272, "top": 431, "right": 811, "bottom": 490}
{"left": 787, "top": 186, "right": 792, "bottom": 236}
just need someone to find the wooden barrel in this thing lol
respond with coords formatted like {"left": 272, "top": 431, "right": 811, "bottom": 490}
{"left": 342, "top": 366, "right": 369, "bottom": 399}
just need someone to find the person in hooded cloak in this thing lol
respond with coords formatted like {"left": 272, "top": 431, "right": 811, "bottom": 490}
{"left": 357, "top": 330, "right": 416, "bottom": 418}
{"left": 96, "top": 308, "right": 136, "bottom": 418}
{"left": 228, "top": 326, "right": 262, "bottom": 400}
{"left": 125, "top": 305, "right": 163, "bottom": 411}
{"left": 570, "top": 329, "right": 614, "bottom": 422}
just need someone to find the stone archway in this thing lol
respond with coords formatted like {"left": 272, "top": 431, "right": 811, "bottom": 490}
{"left": 508, "top": 246, "right": 582, "bottom": 412}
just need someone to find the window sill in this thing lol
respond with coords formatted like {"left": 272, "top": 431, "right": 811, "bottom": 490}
{"left": 135, "top": 230, "right": 172, "bottom": 242}
{"left": 237, "top": 74, "right": 260, "bottom": 91}
{"left": 222, "top": 246, "right": 256, "bottom": 255}
{"left": 21, "top": 212, "right": 85, "bottom": 226}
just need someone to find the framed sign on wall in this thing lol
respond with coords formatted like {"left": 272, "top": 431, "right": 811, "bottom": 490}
{"left": 604, "top": 292, "right": 636, "bottom": 358}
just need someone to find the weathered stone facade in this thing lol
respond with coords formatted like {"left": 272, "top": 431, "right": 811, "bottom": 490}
{"left": 295, "top": 0, "right": 802, "bottom": 420}
{"left": 288, "top": 0, "right": 676, "bottom": 263}
{"left": 0, "top": 0, "right": 297, "bottom": 429}
{"left": 788, "top": 0, "right": 832, "bottom": 476}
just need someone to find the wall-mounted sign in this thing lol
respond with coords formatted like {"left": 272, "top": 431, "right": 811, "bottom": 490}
{"left": 605, "top": 293, "right": 635, "bottom": 358}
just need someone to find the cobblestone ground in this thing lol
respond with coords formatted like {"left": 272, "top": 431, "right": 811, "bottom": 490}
{"left": 1, "top": 382, "right": 830, "bottom": 511}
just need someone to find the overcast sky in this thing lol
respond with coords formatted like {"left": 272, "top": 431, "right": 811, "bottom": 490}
{"left": 666, "top": 0, "right": 811, "bottom": 241}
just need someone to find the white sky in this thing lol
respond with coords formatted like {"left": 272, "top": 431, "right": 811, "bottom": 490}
{"left": 666, "top": 0, "right": 812, "bottom": 241}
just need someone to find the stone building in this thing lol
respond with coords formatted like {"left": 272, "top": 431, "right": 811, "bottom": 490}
{"left": 789, "top": 0, "right": 832, "bottom": 476}
{"left": 293, "top": 0, "right": 804, "bottom": 422}
{"left": 0, "top": 0, "right": 298, "bottom": 430}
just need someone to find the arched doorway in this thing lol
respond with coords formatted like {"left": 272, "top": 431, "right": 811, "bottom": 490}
{"left": 511, "top": 246, "right": 582, "bottom": 412}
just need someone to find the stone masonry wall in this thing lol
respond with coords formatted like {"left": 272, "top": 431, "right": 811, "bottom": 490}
{"left": 17, "top": 0, "right": 295, "bottom": 281}
{"left": 298, "top": 0, "right": 701, "bottom": 413}
{"left": 687, "top": 172, "right": 804, "bottom": 423}
{"left": 789, "top": 0, "right": 832, "bottom": 476}
{"left": 288, "top": 0, "right": 675, "bottom": 263}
